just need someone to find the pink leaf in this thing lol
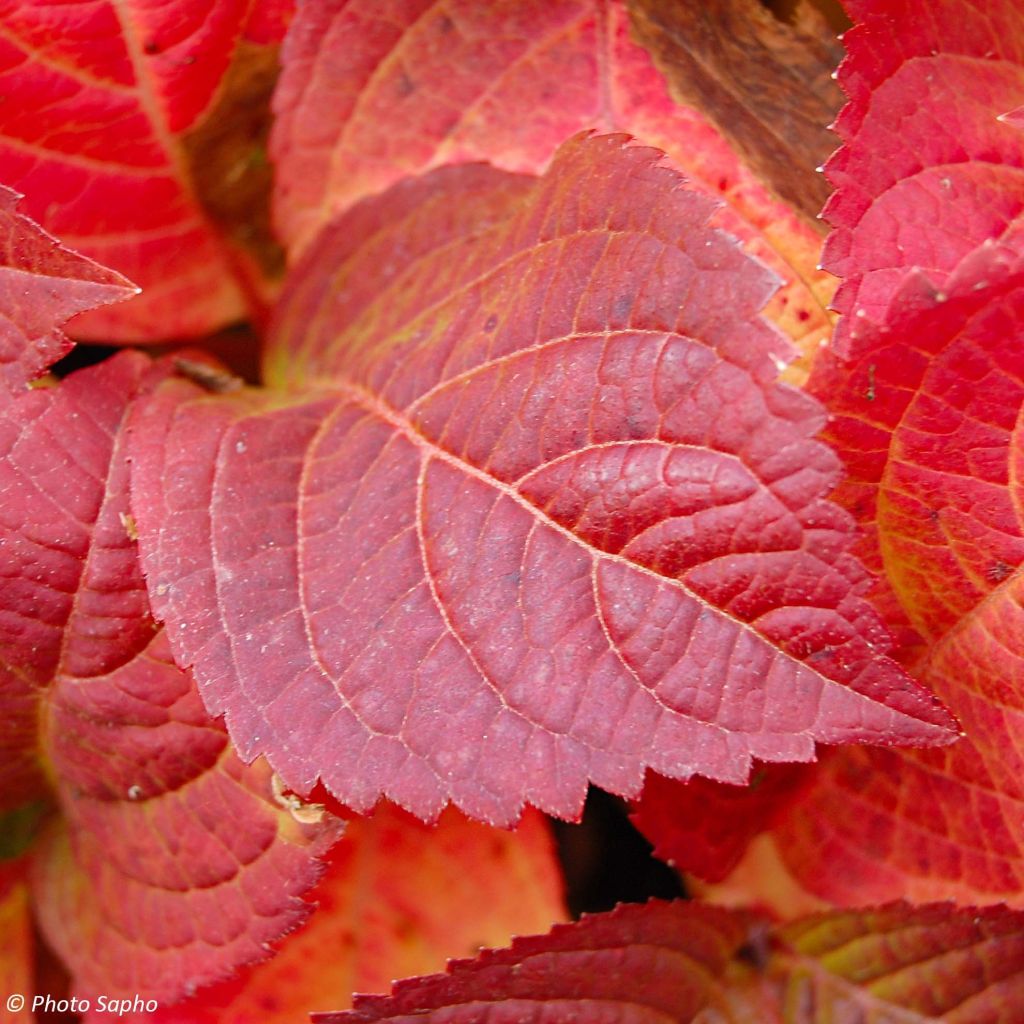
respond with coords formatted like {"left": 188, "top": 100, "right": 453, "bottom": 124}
{"left": 129, "top": 134, "right": 954, "bottom": 827}
{"left": 0, "top": 186, "right": 136, "bottom": 395}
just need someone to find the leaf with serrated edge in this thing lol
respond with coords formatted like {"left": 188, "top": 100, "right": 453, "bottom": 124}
{"left": 129, "top": 134, "right": 954, "bottom": 827}
{"left": 100, "top": 805, "right": 564, "bottom": 1024}
{"left": 715, "top": 242, "right": 1024, "bottom": 910}
{"left": 0, "top": 186, "right": 137, "bottom": 395}
{"left": 0, "top": 354, "right": 340, "bottom": 1002}
{"left": 824, "top": 0, "right": 1024, "bottom": 351}
{"left": 314, "top": 900, "right": 1024, "bottom": 1023}
{"left": 270, "top": 0, "right": 834, "bottom": 376}
{"left": 0, "top": 0, "right": 289, "bottom": 341}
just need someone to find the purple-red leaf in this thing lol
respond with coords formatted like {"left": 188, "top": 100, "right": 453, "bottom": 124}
{"left": 316, "top": 899, "right": 1024, "bottom": 1023}
{"left": 0, "top": 354, "right": 340, "bottom": 1002}
{"left": 129, "top": 134, "right": 954, "bottom": 828}
{"left": 0, "top": 186, "right": 137, "bottom": 395}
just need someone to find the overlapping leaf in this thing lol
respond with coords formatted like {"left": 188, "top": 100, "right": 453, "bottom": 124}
{"left": 711, "top": 241, "right": 1024, "bottom": 910}
{"left": 270, "top": 0, "right": 835, "bottom": 372}
{"left": 0, "top": 866, "right": 33, "bottom": 1023}
{"left": 824, "top": 0, "right": 1024, "bottom": 350}
{"left": 0, "top": 0, "right": 290, "bottom": 341}
{"left": 0, "top": 353, "right": 340, "bottom": 1002}
{"left": 108, "top": 806, "right": 564, "bottom": 1023}
{"left": 316, "top": 899, "right": 1024, "bottom": 1023}
{"left": 129, "top": 133, "right": 954, "bottom": 830}
{"left": 0, "top": 186, "right": 137, "bottom": 396}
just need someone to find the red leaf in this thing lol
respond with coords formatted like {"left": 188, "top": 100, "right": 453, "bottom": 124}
{"left": 314, "top": 899, "right": 1024, "bottom": 1023}
{"left": 0, "top": 866, "right": 33, "bottom": 1023}
{"left": 824, "top": 0, "right": 1024, "bottom": 350}
{"left": 270, "top": 0, "right": 835, "bottom": 373}
{"left": 0, "top": 0, "right": 290, "bottom": 341}
{"left": 0, "top": 354, "right": 340, "bottom": 1002}
{"left": 111, "top": 805, "right": 564, "bottom": 1023}
{"left": 129, "top": 134, "right": 954, "bottom": 828}
{"left": 720, "top": 244, "right": 1024, "bottom": 909}
{"left": 318, "top": 900, "right": 750, "bottom": 1024}
{"left": 630, "top": 764, "right": 809, "bottom": 883}
{"left": 0, "top": 186, "right": 136, "bottom": 395}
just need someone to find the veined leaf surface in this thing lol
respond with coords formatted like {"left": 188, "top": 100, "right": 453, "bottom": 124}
{"left": 316, "top": 899, "right": 1024, "bottom": 1023}
{"left": 270, "top": 0, "right": 835, "bottom": 374}
{"left": 824, "top": 0, "right": 1024, "bottom": 350}
{"left": 0, "top": 354, "right": 340, "bottom": 1002}
{"left": 129, "top": 134, "right": 954, "bottom": 827}
{"left": 0, "top": 0, "right": 290, "bottom": 341}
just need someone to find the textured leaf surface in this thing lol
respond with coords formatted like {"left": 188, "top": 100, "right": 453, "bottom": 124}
{"left": 0, "top": 186, "right": 136, "bottom": 395}
{"left": 722, "top": 242, "right": 1024, "bottom": 909}
{"left": 627, "top": 0, "right": 843, "bottom": 223}
{"left": 0, "top": 0, "right": 289, "bottom": 340}
{"left": 130, "top": 134, "right": 954, "bottom": 827}
{"left": 270, "top": 0, "right": 834, "bottom": 372}
{"left": 0, "top": 354, "right": 340, "bottom": 1001}
{"left": 105, "top": 806, "right": 564, "bottom": 1023}
{"left": 316, "top": 900, "right": 1024, "bottom": 1023}
{"left": 824, "top": 0, "right": 1024, "bottom": 350}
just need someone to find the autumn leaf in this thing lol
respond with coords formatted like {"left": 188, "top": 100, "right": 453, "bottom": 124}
{"left": 127, "top": 134, "right": 954, "bottom": 832}
{"left": 823, "top": 0, "right": 1024, "bottom": 350}
{"left": 627, "top": 0, "right": 843, "bottom": 224}
{"left": 269, "top": 0, "right": 835, "bottom": 373}
{"left": 0, "top": 186, "right": 137, "bottom": 396}
{"left": 315, "top": 899, "right": 1024, "bottom": 1023}
{"left": 0, "top": 354, "right": 340, "bottom": 1003}
{"left": 108, "top": 805, "right": 564, "bottom": 1023}
{"left": 630, "top": 764, "right": 809, "bottom": 884}
{"left": 0, "top": 0, "right": 291, "bottom": 341}
{"left": 704, "top": 237, "right": 1024, "bottom": 911}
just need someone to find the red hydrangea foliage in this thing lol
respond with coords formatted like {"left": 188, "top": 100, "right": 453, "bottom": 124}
{"left": 3, "top": 0, "right": 1024, "bottom": 1019}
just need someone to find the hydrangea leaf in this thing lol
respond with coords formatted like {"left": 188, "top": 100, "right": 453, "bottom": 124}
{"left": 0, "top": 186, "right": 137, "bottom": 396}
{"left": 129, "top": 134, "right": 955, "bottom": 828}
{"left": 713, "top": 242, "right": 1024, "bottom": 910}
{"left": 823, "top": 0, "right": 1024, "bottom": 350}
{"left": 314, "top": 899, "right": 1024, "bottom": 1023}
{"left": 270, "top": 0, "right": 835, "bottom": 375}
{"left": 105, "top": 806, "right": 564, "bottom": 1023}
{"left": 0, "top": 0, "right": 291, "bottom": 341}
{"left": 0, "top": 354, "right": 341, "bottom": 1002}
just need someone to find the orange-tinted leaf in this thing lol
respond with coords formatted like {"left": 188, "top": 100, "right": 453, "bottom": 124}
{"left": 724, "top": 243, "right": 1024, "bottom": 910}
{"left": 0, "top": 0, "right": 290, "bottom": 341}
{"left": 129, "top": 135, "right": 954, "bottom": 830}
{"left": 627, "top": 0, "right": 843, "bottom": 223}
{"left": 111, "top": 806, "right": 563, "bottom": 1023}
{"left": 0, "top": 865, "right": 33, "bottom": 1023}
{"left": 0, "top": 354, "right": 340, "bottom": 1002}
{"left": 270, "top": 0, "right": 834, "bottom": 371}
{"left": 316, "top": 899, "right": 1024, "bottom": 1023}
{"left": 824, "top": 0, "right": 1024, "bottom": 350}
{"left": 0, "top": 186, "right": 136, "bottom": 395}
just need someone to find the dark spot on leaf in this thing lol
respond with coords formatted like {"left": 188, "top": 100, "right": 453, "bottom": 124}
{"left": 396, "top": 71, "right": 416, "bottom": 97}
{"left": 986, "top": 560, "right": 1013, "bottom": 583}
{"left": 734, "top": 926, "right": 771, "bottom": 972}
{"left": 797, "top": 308, "right": 810, "bottom": 321}
{"left": 144, "top": 38, "right": 160, "bottom": 55}
{"left": 437, "top": 13, "right": 455, "bottom": 33}
{"left": 484, "top": 314, "right": 498, "bottom": 332}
